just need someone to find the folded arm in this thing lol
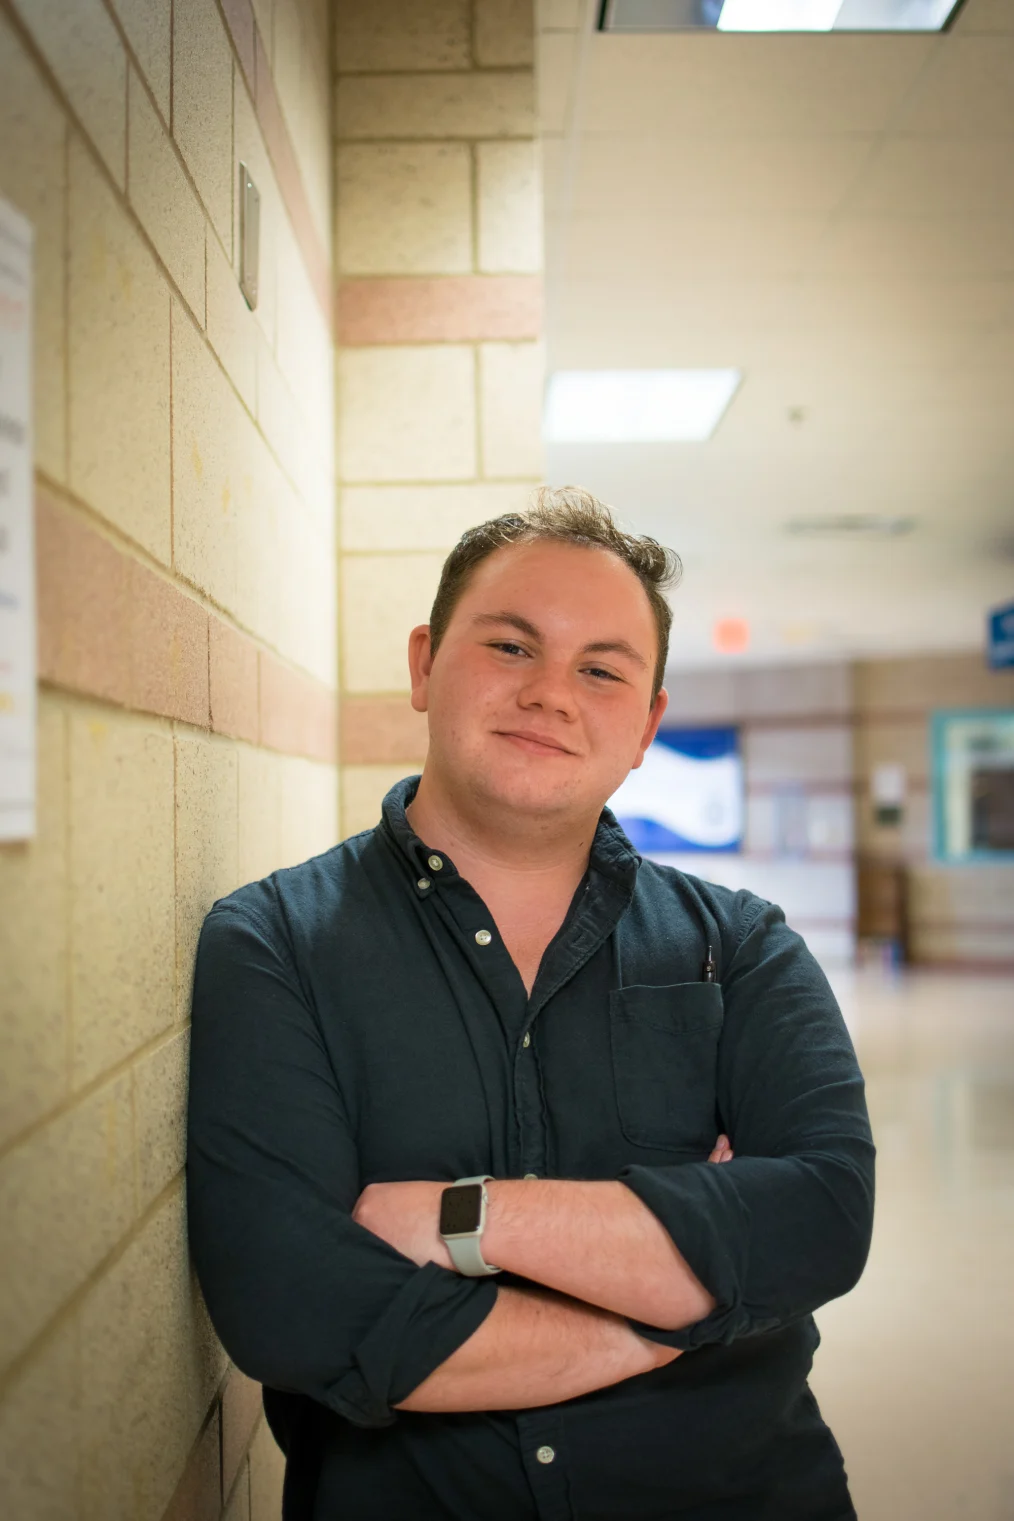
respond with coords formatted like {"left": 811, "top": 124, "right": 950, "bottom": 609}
{"left": 622, "top": 896, "right": 876, "bottom": 1351}
{"left": 360, "top": 898, "right": 874, "bottom": 1359}
{"left": 355, "top": 1136, "right": 733, "bottom": 1333}
{"left": 396, "top": 1285, "right": 678, "bottom": 1413}
{"left": 483, "top": 1176, "right": 717, "bottom": 1328}
{"left": 187, "top": 897, "right": 685, "bottom": 1424}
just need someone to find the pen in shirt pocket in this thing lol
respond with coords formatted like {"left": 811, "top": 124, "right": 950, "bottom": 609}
{"left": 702, "top": 944, "right": 717, "bottom": 982}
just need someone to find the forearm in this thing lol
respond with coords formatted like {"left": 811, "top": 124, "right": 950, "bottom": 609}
{"left": 395, "top": 1284, "right": 676, "bottom": 1412}
{"left": 482, "top": 1179, "right": 715, "bottom": 1331}
{"left": 621, "top": 1149, "right": 875, "bottom": 1346}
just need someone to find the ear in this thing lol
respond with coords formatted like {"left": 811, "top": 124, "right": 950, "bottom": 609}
{"left": 408, "top": 625, "right": 434, "bottom": 713}
{"left": 630, "top": 688, "right": 668, "bottom": 770}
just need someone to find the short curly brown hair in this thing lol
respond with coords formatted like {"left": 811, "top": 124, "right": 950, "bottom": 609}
{"left": 428, "top": 485, "right": 682, "bottom": 702}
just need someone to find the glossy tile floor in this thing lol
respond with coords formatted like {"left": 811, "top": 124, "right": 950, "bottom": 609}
{"left": 809, "top": 970, "right": 1014, "bottom": 1521}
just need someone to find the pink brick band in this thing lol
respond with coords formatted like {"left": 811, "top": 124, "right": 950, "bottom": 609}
{"left": 338, "top": 275, "right": 543, "bottom": 345}
{"left": 36, "top": 485, "right": 337, "bottom": 765}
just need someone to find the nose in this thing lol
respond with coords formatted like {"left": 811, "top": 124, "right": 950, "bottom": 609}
{"left": 516, "top": 659, "right": 578, "bottom": 720}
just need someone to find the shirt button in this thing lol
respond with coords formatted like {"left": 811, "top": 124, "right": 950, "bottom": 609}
{"left": 536, "top": 1445, "right": 555, "bottom": 1465}
{"left": 416, "top": 877, "right": 431, "bottom": 891}
{"left": 475, "top": 929, "right": 492, "bottom": 946}
{"left": 522, "top": 1031, "right": 531, "bottom": 1048}
{"left": 523, "top": 1172, "right": 538, "bottom": 1180}
{"left": 427, "top": 854, "right": 444, "bottom": 871}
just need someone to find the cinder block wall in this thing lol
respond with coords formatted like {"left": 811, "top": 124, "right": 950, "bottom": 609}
{"left": 334, "top": 0, "right": 545, "bottom": 835}
{"left": 854, "top": 653, "right": 1014, "bottom": 967}
{"left": 0, "top": 0, "right": 337, "bottom": 1515}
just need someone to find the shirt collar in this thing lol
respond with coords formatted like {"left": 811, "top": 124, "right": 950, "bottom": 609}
{"left": 379, "top": 774, "right": 641, "bottom": 892}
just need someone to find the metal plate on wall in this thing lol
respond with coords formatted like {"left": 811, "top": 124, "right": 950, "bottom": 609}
{"left": 0, "top": 196, "right": 35, "bottom": 842}
{"left": 239, "top": 162, "right": 260, "bottom": 311}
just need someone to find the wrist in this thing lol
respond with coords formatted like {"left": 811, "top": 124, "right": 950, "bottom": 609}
{"left": 481, "top": 1178, "right": 529, "bottom": 1268}
{"left": 483, "top": 1178, "right": 626, "bottom": 1277}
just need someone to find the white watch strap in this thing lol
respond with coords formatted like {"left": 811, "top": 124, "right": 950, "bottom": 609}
{"left": 444, "top": 1175, "right": 502, "bottom": 1277}
{"left": 446, "top": 1232, "right": 500, "bottom": 1277}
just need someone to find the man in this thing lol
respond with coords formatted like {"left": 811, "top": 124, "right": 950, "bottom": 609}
{"left": 188, "top": 487, "right": 874, "bottom": 1521}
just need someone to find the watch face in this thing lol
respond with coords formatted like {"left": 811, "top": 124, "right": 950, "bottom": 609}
{"left": 440, "top": 1183, "right": 483, "bottom": 1236}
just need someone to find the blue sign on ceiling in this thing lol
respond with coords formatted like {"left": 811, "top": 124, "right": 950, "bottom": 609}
{"left": 987, "top": 601, "right": 1014, "bottom": 670}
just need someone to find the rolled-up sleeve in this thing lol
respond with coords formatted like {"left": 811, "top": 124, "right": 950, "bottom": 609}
{"left": 619, "top": 896, "right": 875, "bottom": 1350}
{"left": 186, "top": 902, "right": 497, "bottom": 1427}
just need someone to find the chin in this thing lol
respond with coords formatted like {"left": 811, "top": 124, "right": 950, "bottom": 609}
{"left": 468, "top": 758, "right": 594, "bottom": 818}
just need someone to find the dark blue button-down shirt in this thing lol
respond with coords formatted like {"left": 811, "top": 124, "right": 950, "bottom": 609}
{"left": 187, "top": 777, "right": 874, "bottom": 1520}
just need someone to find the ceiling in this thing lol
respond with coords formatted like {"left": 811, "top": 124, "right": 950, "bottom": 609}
{"left": 538, "top": 0, "right": 1014, "bottom": 670}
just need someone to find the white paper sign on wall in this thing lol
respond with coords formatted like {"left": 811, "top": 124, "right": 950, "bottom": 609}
{"left": 0, "top": 197, "right": 35, "bottom": 842}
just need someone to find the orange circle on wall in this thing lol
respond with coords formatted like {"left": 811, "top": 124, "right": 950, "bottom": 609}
{"left": 713, "top": 618, "right": 750, "bottom": 654}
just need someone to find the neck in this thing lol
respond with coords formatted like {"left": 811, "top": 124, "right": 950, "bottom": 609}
{"left": 405, "top": 768, "right": 598, "bottom": 889}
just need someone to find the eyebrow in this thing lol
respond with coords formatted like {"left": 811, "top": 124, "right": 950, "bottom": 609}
{"left": 472, "top": 612, "right": 649, "bottom": 669}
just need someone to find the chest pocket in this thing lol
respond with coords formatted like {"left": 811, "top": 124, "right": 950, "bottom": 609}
{"left": 609, "top": 982, "right": 724, "bottom": 1151}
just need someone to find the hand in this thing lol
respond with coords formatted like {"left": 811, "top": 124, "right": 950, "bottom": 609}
{"left": 642, "top": 1338, "right": 682, "bottom": 1370}
{"left": 708, "top": 1133, "right": 734, "bottom": 1164}
{"left": 352, "top": 1180, "right": 454, "bottom": 1270}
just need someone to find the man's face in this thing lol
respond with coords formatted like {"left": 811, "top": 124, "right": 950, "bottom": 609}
{"left": 409, "top": 540, "right": 668, "bottom": 822}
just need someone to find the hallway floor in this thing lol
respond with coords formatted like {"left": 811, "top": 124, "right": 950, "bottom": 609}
{"left": 809, "top": 970, "right": 1014, "bottom": 1521}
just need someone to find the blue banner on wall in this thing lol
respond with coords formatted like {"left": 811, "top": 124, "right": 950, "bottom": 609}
{"left": 987, "top": 601, "right": 1014, "bottom": 669}
{"left": 607, "top": 726, "right": 744, "bottom": 853}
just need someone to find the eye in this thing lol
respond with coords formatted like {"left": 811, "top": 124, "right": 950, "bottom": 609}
{"left": 489, "top": 640, "right": 530, "bottom": 658}
{"left": 583, "top": 665, "right": 622, "bottom": 682}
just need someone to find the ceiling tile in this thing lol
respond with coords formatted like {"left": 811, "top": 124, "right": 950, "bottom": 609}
{"left": 578, "top": 32, "right": 934, "bottom": 136}
{"left": 786, "top": 276, "right": 1014, "bottom": 332}
{"left": 896, "top": 37, "right": 1014, "bottom": 135}
{"left": 851, "top": 137, "right": 1014, "bottom": 215}
{"left": 550, "top": 211, "right": 830, "bottom": 279}
{"left": 812, "top": 214, "right": 1014, "bottom": 276}
{"left": 541, "top": 10, "right": 1014, "bottom": 660}
{"left": 538, "top": 0, "right": 583, "bottom": 29}
{"left": 951, "top": 0, "right": 1014, "bottom": 34}
{"left": 538, "top": 29, "right": 580, "bottom": 135}
{"left": 541, "top": 138, "right": 570, "bottom": 206}
{"left": 569, "top": 134, "right": 875, "bottom": 215}
{"left": 548, "top": 278, "right": 983, "bottom": 372}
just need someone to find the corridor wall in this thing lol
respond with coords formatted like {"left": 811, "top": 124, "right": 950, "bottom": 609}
{"left": 855, "top": 653, "right": 1014, "bottom": 968}
{"left": 658, "top": 653, "right": 1014, "bottom": 972}
{"left": 0, "top": 0, "right": 337, "bottom": 1516}
{"left": 334, "top": 0, "right": 545, "bottom": 835}
{"left": 658, "top": 662, "right": 857, "bottom": 967}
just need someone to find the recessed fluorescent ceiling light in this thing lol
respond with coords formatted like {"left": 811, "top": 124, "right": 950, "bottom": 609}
{"left": 544, "top": 369, "right": 740, "bottom": 443}
{"left": 599, "top": 0, "right": 961, "bottom": 31}
{"left": 719, "top": 0, "right": 842, "bottom": 27}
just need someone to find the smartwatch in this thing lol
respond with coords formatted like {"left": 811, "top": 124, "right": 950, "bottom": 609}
{"left": 439, "top": 1175, "right": 502, "bottom": 1277}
